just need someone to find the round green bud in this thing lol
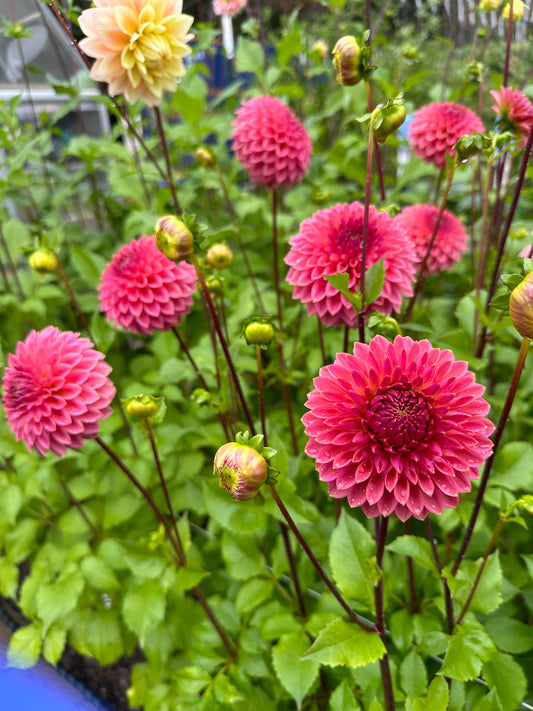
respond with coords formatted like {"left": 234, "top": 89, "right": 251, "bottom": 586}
{"left": 244, "top": 320, "right": 275, "bottom": 347}
{"left": 29, "top": 249, "right": 58, "bottom": 274}
{"left": 373, "top": 104, "right": 407, "bottom": 144}
{"left": 196, "top": 147, "right": 215, "bottom": 168}
{"left": 155, "top": 215, "right": 194, "bottom": 261}
{"left": 206, "top": 243, "right": 233, "bottom": 270}
{"left": 214, "top": 442, "right": 267, "bottom": 501}
{"left": 126, "top": 395, "right": 159, "bottom": 420}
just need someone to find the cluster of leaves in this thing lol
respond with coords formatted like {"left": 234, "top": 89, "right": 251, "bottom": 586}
{"left": 0, "top": 2, "right": 533, "bottom": 711}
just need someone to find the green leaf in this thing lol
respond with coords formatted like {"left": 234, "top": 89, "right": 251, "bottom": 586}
{"left": 81, "top": 555, "right": 121, "bottom": 591}
{"left": 7, "top": 623, "right": 43, "bottom": 669}
{"left": 276, "top": 31, "right": 304, "bottom": 68}
{"left": 473, "top": 688, "right": 504, "bottom": 711}
{"left": 235, "top": 38, "right": 264, "bottom": 78}
{"left": 485, "top": 615, "right": 533, "bottom": 653}
{"left": 272, "top": 632, "right": 319, "bottom": 708}
{"left": 70, "top": 608, "right": 125, "bottom": 665}
{"left": 329, "top": 510, "right": 376, "bottom": 609}
{"left": 221, "top": 530, "right": 266, "bottom": 580}
{"left": 36, "top": 565, "right": 85, "bottom": 631}
{"left": 213, "top": 675, "right": 243, "bottom": 705}
{"left": 43, "top": 624, "right": 67, "bottom": 666}
{"left": 387, "top": 535, "right": 437, "bottom": 572}
{"left": 439, "top": 626, "right": 495, "bottom": 681}
{"left": 448, "top": 552, "right": 502, "bottom": 615}
{"left": 413, "top": 677, "right": 449, "bottom": 711}
{"left": 329, "top": 678, "right": 362, "bottom": 710}
{"left": 400, "top": 649, "right": 428, "bottom": 697}
{"left": 482, "top": 652, "right": 527, "bottom": 711}
{"left": 236, "top": 577, "right": 274, "bottom": 615}
{"left": 0, "top": 483, "right": 22, "bottom": 525}
{"left": 122, "top": 579, "right": 167, "bottom": 643}
{"left": 175, "top": 558, "right": 209, "bottom": 592}
{"left": 69, "top": 243, "right": 108, "bottom": 287}
{"left": 365, "top": 257, "right": 386, "bottom": 304}
{"left": 300, "top": 617, "right": 385, "bottom": 668}
{"left": 324, "top": 272, "right": 362, "bottom": 309}
{"left": 490, "top": 441, "right": 533, "bottom": 491}
{"left": 0, "top": 556, "right": 19, "bottom": 597}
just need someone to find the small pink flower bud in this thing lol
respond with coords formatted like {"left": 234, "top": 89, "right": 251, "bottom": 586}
{"left": 155, "top": 216, "right": 194, "bottom": 261}
{"left": 196, "top": 147, "right": 215, "bottom": 168}
{"left": 510, "top": 272, "right": 533, "bottom": 338}
{"left": 332, "top": 36, "right": 362, "bottom": 87}
{"left": 206, "top": 243, "right": 233, "bottom": 270}
{"left": 214, "top": 442, "right": 267, "bottom": 501}
{"left": 29, "top": 249, "right": 58, "bottom": 273}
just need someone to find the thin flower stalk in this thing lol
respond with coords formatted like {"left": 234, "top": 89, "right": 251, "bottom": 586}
{"left": 364, "top": 81, "right": 386, "bottom": 202}
{"left": 453, "top": 337, "right": 531, "bottom": 574}
{"left": 154, "top": 106, "right": 181, "bottom": 214}
{"left": 374, "top": 516, "right": 395, "bottom": 711}
{"left": 425, "top": 517, "right": 455, "bottom": 635}
{"left": 268, "top": 485, "right": 375, "bottom": 632}
{"left": 0, "top": 225, "right": 24, "bottom": 301}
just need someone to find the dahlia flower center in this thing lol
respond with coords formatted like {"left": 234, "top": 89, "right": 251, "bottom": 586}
{"left": 121, "top": 9, "right": 176, "bottom": 77}
{"left": 365, "top": 386, "right": 432, "bottom": 451}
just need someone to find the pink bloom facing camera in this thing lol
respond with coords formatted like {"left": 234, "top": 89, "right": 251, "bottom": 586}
{"left": 408, "top": 102, "right": 485, "bottom": 168}
{"left": 285, "top": 202, "right": 417, "bottom": 328}
{"left": 2, "top": 327, "right": 115, "bottom": 456}
{"left": 99, "top": 235, "right": 197, "bottom": 335}
{"left": 303, "top": 335, "right": 494, "bottom": 521}
{"left": 231, "top": 95, "right": 312, "bottom": 189}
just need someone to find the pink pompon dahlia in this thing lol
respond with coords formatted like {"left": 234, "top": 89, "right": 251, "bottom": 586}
{"left": 285, "top": 202, "right": 416, "bottom": 328}
{"left": 303, "top": 335, "right": 494, "bottom": 521}
{"left": 2, "top": 327, "right": 115, "bottom": 456}
{"left": 395, "top": 204, "right": 468, "bottom": 273}
{"left": 231, "top": 95, "right": 312, "bottom": 189}
{"left": 98, "top": 234, "right": 197, "bottom": 335}
{"left": 491, "top": 86, "right": 533, "bottom": 147}
{"left": 78, "top": 0, "right": 194, "bottom": 107}
{"left": 408, "top": 102, "right": 485, "bottom": 168}
{"left": 213, "top": 0, "right": 247, "bottom": 16}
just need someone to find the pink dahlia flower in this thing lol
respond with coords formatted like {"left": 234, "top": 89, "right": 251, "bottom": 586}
{"left": 408, "top": 102, "right": 485, "bottom": 168}
{"left": 491, "top": 86, "right": 533, "bottom": 147}
{"left": 285, "top": 202, "right": 416, "bottom": 328}
{"left": 213, "top": 0, "right": 247, "bottom": 16}
{"left": 98, "top": 235, "right": 197, "bottom": 335}
{"left": 78, "top": 0, "right": 194, "bottom": 107}
{"left": 303, "top": 335, "right": 494, "bottom": 521}
{"left": 2, "top": 327, "right": 115, "bottom": 456}
{"left": 395, "top": 204, "right": 468, "bottom": 273}
{"left": 231, "top": 95, "right": 312, "bottom": 189}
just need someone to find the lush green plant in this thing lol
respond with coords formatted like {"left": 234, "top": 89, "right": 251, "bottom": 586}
{"left": 1, "top": 2, "right": 533, "bottom": 710}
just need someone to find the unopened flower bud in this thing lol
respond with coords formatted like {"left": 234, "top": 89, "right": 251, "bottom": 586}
{"left": 206, "top": 243, "right": 233, "bottom": 270}
{"left": 244, "top": 320, "right": 275, "bottom": 347}
{"left": 214, "top": 442, "right": 267, "bottom": 501}
{"left": 155, "top": 215, "right": 194, "bottom": 260}
{"left": 196, "top": 147, "right": 215, "bottom": 168}
{"left": 29, "top": 249, "right": 58, "bottom": 273}
{"left": 510, "top": 272, "right": 533, "bottom": 338}
{"left": 479, "top": 0, "right": 503, "bottom": 10}
{"left": 373, "top": 102, "right": 407, "bottom": 143}
{"left": 206, "top": 275, "right": 224, "bottom": 296}
{"left": 503, "top": 0, "right": 525, "bottom": 21}
{"left": 312, "top": 40, "right": 328, "bottom": 60}
{"left": 332, "top": 36, "right": 362, "bottom": 87}
{"left": 402, "top": 43, "right": 419, "bottom": 60}
{"left": 125, "top": 395, "right": 159, "bottom": 420}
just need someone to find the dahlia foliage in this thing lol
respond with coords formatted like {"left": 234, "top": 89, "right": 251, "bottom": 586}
{"left": 2, "top": 327, "right": 115, "bottom": 456}
{"left": 231, "top": 95, "right": 312, "bottom": 189}
{"left": 4, "top": 5, "right": 533, "bottom": 710}
{"left": 408, "top": 101, "right": 485, "bottom": 168}
{"left": 303, "top": 336, "right": 494, "bottom": 521}
{"left": 78, "top": 0, "right": 194, "bottom": 106}
{"left": 98, "top": 234, "right": 197, "bottom": 335}
{"left": 285, "top": 202, "right": 416, "bottom": 327}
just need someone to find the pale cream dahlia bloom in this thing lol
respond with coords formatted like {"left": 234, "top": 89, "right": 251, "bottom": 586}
{"left": 79, "top": 0, "right": 194, "bottom": 106}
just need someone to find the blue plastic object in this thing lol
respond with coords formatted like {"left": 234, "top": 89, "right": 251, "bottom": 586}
{"left": 0, "top": 636, "right": 110, "bottom": 711}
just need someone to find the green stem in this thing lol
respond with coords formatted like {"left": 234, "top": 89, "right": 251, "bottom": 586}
{"left": 268, "top": 486, "right": 375, "bottom": 632}
{"left": 456, "top": 516, "right": 504, "bottom": 626}
{"left": 359, "top": 108, "right": 377, "bottom": 344}
{"left": 154, "top": 106, "right": 181, "bottom": 214}
{"left": 374, "top": 517, "right": 395, "bottom": 711}
{"left": 403, "top": 155, "right": 458, "bottom": 323}
{"left": 452, "top": 337, "right": 531, "bottom": 574}
{"left": 256, "top": 345, "right": 268, "bottom": 440}
{"left": 425, "top": 517, "right": 455, "bottom": 635}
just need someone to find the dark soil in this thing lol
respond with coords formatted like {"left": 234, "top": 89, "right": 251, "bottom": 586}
{"left": 0, "top": 594, "right": 141, "bottom": 711}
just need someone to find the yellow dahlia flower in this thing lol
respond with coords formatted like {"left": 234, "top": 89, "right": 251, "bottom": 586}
{"left": 79, "top": 0, "right": 194, "bottom": 106}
